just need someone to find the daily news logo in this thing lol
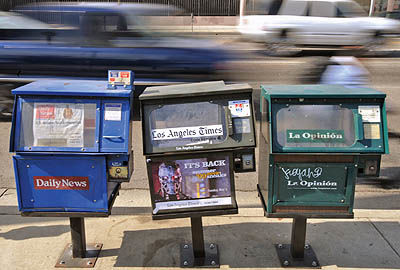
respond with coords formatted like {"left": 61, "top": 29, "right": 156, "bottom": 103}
{"left": 33, "top": 176, "right": 89, "bottom": 190}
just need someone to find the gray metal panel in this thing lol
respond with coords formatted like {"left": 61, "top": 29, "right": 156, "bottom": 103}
{"left": 139, "top": 81, "right": 253, "bottom": 101}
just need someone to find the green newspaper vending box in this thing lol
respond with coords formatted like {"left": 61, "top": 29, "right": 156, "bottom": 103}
{"left": 258, "top": 85, "right": 389, "bottom": 267}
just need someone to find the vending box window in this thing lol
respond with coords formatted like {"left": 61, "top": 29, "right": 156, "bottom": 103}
{"left": 258, "top": 84, "right": 389, "bottom": 268}
{"left": 9, "top": 71, "right": 134, "bottom": 267}
{"left": 140, "top": 81, "right": 256, "bottom": 267}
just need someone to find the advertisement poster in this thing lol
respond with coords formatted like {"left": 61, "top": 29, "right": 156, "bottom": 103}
{"left": 33, "top": 103, "right": 84, "bottom": 147}
{"left": 150, "top": 156, "right": 232, "bottom": 214}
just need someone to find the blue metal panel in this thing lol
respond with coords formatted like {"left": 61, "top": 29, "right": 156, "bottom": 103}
{"left": 100, "top": 100, "right": 130, "bottom": 153}
{"left": 12, "top": 80, "right": 132, "bottom": 98}
{"left": 14, "top": 97, "right": 101, "bottom": 153}
{"left": 13, "top": 155, "right": 108, "bottom": 212}
{"left": 9, "top": 95, "right": 18, "bottom": 153}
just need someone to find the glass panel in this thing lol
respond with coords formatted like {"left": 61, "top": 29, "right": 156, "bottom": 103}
{"left": 310, "top": 1, "right": 335, "bottom": 17}
{"left": 279, "top": 1, "right": 308, "bottom": 16}
{"left": 275, "top": 105, "right": 355, "bottom": 148}
{"left": 148, "top": 102, "right": 227, "bottom": 148}
{"left": 19, "top": 101, "right": 97, "bottom": 149}
{"left": 336, "top": 1, "right": 367, "bottom": 17}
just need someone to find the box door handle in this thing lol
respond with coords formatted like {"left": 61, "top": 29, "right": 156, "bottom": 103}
{"left": 354, "top": 113, "right": 364, "bottom": 141}
{"left": 103, "top": 136, "right": 123, "bottom": 140}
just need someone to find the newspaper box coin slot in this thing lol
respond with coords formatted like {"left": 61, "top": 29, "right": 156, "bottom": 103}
{"left": 258, "top": 84, "right": 389, "bottom": 268}
{"left": 10, "top": 71, "right": 134, "bottom": 268}
{"left": 140, "top": 81, "right": 256, "bottom": 268}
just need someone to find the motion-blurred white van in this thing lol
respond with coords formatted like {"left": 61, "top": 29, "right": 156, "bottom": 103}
{"left": 238, "top": 0, "right": 400, "bottom": 50}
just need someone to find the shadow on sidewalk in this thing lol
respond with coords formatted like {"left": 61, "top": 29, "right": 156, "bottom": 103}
{"left": 0, "top": 225, "right": 69, "bottom": 240}
{"left": 106, "top": 221, "right": 400, "bottom": 269}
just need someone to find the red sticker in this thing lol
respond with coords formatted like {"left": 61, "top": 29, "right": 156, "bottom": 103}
{"left": 120, "top": 72, "right": 130, "bottom": 78}
{"left": 33, "top": 176, "right": 89, "bottom": 190}
{"left": 36, "top": 105, "right": 55, "bottom": 120}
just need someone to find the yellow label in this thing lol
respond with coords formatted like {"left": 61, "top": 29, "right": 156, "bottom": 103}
{"left": 109, "top": 167, "right": 128, "bottom": 179}
{"left": 364, "top": 124, "right": 381, "bottom": 140}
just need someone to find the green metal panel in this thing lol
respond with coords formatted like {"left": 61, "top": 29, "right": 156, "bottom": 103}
{"left": 272, "top": 163, "right": 352, "bottom": 206}
{"left": 382, "top": 100, "right": 390, "bottom": 154}
{"left": 261, "top": 85, "right": 386, "bottom": 99}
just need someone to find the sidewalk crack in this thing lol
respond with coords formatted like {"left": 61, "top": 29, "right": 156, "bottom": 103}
{"left": 0, "top": 189, "right": 7, "bottom": 198}
{"left": 369, "top": 218, "right": 400, "bottom": 258}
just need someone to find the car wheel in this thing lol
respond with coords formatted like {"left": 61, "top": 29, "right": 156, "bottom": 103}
{"left": 266, "top": 30, "right": 300, "bottom": 57}
{"left": 364, "top": 31, "right": 385, "bottom": 52}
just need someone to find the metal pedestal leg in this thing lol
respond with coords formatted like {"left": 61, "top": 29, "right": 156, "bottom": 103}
{"left": 55, "top": 217, "right": 103, "bottom": 268}
{"left": 180, "top": 216, "right": 220, "bottom": 268}
{"left": 275, "top": 217, "right": 320, "bottom": 268}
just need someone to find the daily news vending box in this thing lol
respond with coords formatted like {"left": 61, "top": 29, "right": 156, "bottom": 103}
{"left": 140, "top": 81, "right": 256, "bottom": 218}
{"left": 258, "top": 84, "right": 389, "bottom": 218}
{"left": 10, "top": 77, "right": 133, "bottom": 215}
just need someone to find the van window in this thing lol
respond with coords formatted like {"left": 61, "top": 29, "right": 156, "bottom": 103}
{"left": 279, "top": 0, "right": 308, "bottom": 16}
{"left": 336, "top": 1, "right": 367, "bottom": 17}
{"left": 310, "top": 1, "right": 335, "bottom": 17}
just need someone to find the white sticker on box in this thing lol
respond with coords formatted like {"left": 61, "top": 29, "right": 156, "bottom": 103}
{"left": 105, "top": 103, "right": 122, "bottom": 121}
{"left": 229, "top": 100, "right": 251, "bottom": 118}
{"left": 358, "top": 106, "right": 381, "bottom": 123}
{"left": 151, "top": 125, "right": 223, "bottom": 141}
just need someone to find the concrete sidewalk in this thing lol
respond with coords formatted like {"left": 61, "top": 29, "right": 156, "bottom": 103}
{"left": 1, "top": 188, "right": 399, "bottom": 269}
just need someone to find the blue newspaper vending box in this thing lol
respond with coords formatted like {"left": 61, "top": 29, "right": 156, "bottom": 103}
{"left": 10, "top": 71, "right": 133, "bottom": 216}
{"left": 9, "top": 71, "right": 134, "bottom": 267}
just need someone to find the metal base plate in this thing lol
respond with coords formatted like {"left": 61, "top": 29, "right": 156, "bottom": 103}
{"left": 180, "top": 243, "right": 219, "bottom": 268}
{"left": 275, "top": 244, "right": 320, "bottom": 268}
{"left": 55, "top": 243, "right": 103, "bottom": 268}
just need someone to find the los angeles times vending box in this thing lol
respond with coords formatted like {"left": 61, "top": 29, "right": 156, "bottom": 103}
{"left": 10, "top": 78, "right": 133, "bottom": 215}
{"left": 258, "top": 85, "right": 389, "bottom": 218}
{"left": 140, "top": 81, "right": 256, "bottom": 219}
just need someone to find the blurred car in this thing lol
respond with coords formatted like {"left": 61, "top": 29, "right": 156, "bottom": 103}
{"left": 0, "top": 3, "right": 236, "bottom": 117}
{"left": 0, "top": 3, "right": 234, "bottom": 80}
{"left": 238, "top": 0, "right": 400, "bottom": 51}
